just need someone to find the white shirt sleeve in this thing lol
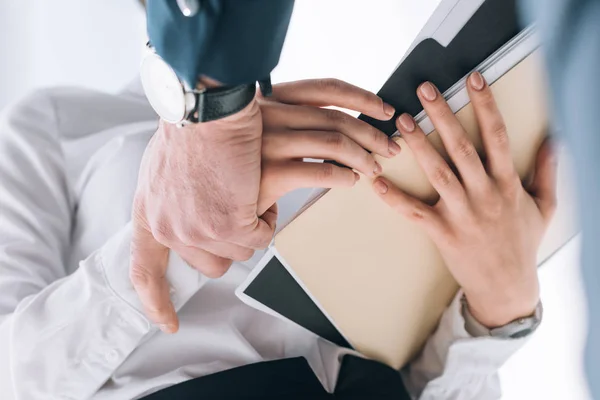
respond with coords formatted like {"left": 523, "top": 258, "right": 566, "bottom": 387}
{"left": 0, "top": 91, "right": 205, "bottom": 400}
{"left": 402, "top": 291, "right": 535, "bottom": 400}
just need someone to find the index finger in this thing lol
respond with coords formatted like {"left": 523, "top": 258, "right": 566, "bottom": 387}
{"left": 130, "top": 222, "right": 179, "bottom": 333}
{"left": 271, "top": 78, "right": 395, "bottom": 121}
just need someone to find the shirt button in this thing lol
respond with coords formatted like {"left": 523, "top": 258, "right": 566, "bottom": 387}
{"left": 105, "top": 349, "right": 119, "bottom": 363}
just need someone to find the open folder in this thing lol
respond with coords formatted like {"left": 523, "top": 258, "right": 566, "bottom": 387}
{"left": 236, "top": 0, "right": 579, "bottom": 369}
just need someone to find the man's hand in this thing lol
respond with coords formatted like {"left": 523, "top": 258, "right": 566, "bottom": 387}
{"left": 257, "top": 79, "right": 401, "bottom": 214}
{"left": 373, "top": 73, "right": 557, "bottom": 328}
{"left": 131, "top": 78, "right": 397, "bottom": 333}
{"left": 131, "top": 101, "right": 274, "bottom": 332}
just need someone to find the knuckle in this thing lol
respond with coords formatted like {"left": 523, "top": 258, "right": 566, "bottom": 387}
{"left": 324, "top": 131, "right": 346, "bottom": 150}
{"left": 432, "top": 165, "right": 454, "bottom": 187}
{"left": 317, "top": 78, "right": 344, "bottom": 93}
{"left": 364, "top": 151, "right": 375, "bottom": 168}
{"left": 455, "top": 138, "right": 477, "bottom": 159}
{"left": 315, "top": 163, "right": 336, "bottom": 183}
{"left": 369, "top": 126, "right": 387, "bottom": 149}
{"left": 484, "top": 198, "right": 504, "bottom": 219}
{"left": 203, "top": 220, "right": 232, "bottom": 241}
{"left": 129, "top": 262, "right": 153, "bottom": 288}
{"left": 478, "top": 181, "right": 496, "bottom": 200}
{"left": 504, "top": 190, "right": 520, "bottom": 207}
{"left": 406, "top": 203, "right": 429, "bottom": 221}
{"left": 325, "top": 108, "right": 348, "bottom": 127}
{"left": 179, "top": 227, "right": 203, "bottom": 247}
{"left": 199, "top": 211, "right": 240, "bottom": 241}
{"left": 150, "top": 222, "right": 173, "bottom": 245}
{"left": 434, "top": 106, "right": 452, "bottom": 121}
{"left": 499, "top": 174, "right": 522, "bottom": 199}
{"left": 490, "top": 123, "right": 508, "bottom": 145}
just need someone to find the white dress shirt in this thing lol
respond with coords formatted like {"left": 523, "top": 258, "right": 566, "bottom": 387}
{"left": 0, "top": 81, "right": 533, "bottom": 400}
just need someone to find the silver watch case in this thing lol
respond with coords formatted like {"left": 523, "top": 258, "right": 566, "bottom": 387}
{"left": 140, "top": 44, "right": 202, "bottom": 125}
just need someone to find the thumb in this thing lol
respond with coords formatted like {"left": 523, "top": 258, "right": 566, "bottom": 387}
{"left": 257, "top": 191, "right": 280, "bottom": 218}
{"left": 261, "top": 202, "right": 278, "bottom": 230}
{"left": 257, "top": 169, "right": 286, "bottom": 216}
{"left": 529, "top": 138, "right": 558, "bottom": 222}
{"left": 130, "top": 220, "right": 179, "bottom": 333}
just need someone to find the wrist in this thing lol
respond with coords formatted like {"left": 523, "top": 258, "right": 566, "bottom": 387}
{"left": 166, "top": 97, "right": 260, "bottom": 138}
{"left": 465, "top": 289, "right": 539, "bottom": 329}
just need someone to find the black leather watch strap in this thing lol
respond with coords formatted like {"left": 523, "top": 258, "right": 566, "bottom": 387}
{"left": 190, "top": 83, "right": 256, "bottom": 123}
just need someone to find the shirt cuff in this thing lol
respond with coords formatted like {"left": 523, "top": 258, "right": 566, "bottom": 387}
{"left": 444, "top": 290, "right": 535, "bottom": 370}
{"left": 101, "top": 222, "right": 208, "bottom": 321}
{"left": 403, "top": 291, "right": 537, "bottom": 399}
{"left": 424, "top": 294, "right": 532, "bottom": 398}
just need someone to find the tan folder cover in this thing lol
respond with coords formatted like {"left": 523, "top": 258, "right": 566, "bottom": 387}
{"left": 273, "top": 51, "right": 578, "bottom": 369}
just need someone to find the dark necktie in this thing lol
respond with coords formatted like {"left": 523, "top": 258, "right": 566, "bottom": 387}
{"left": 142, "top": 355, "right": 410, "bottom": 399}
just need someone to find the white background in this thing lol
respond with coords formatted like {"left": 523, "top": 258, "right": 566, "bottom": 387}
{"left": 0, "top": 0, "right": 590, "bottom": 398}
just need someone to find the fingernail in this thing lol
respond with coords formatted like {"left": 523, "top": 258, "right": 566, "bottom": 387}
{"left": 383, "top": 102, "right": 395, "bottom": 117}
{"left": 420, "top": 82, "right": 437, "bottom": 101}
{"left": 354, "top": 172, "right": 360, "bottom": 182}
{"left": 159, "top": 323, "right": 176, "bottom": 334}
{"left": 398, "top": 113, "right": 416, "bottom": 132}
{"left": 374, "top": 179, "right": 388, "bottom": 194}
{"left": 388, "top": 139, "right": 401, "bottom": 156}
{"left": 469, "top": 72, "right": 485, "bottom": 91}
{"left": 373, "top": 161, "right": 383, "bottom": 176}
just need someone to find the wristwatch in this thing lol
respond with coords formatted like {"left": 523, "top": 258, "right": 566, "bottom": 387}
{"left": 140, "top": 43, "right": 269, "bottom": 125}
{"left": 461, "top": 295, "right": 543, "bottom": 339}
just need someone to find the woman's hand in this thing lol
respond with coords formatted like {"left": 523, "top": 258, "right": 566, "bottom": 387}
{"left": 373, "top": 72, "right": 557, "bottom": 328}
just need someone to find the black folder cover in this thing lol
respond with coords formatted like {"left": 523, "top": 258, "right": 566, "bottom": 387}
{"left": 361, "top": 0, "right": 521, "bottom": 136}
{"left": 244, "top": 257, "right": 352, "bottom": 348}
{"left": 244, "top": 0, "right": 523, "bottom": 349}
